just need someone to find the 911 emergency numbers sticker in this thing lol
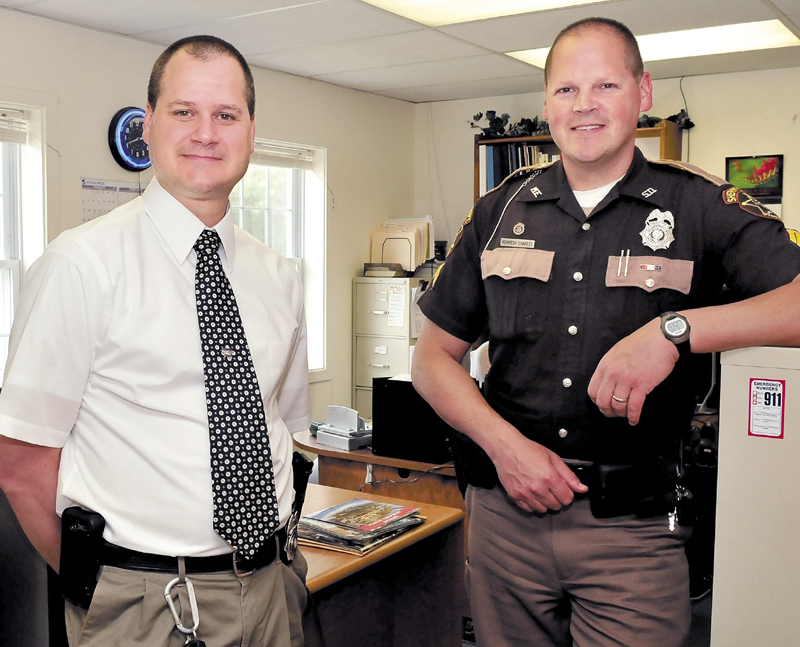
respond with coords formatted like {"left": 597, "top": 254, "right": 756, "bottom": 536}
{"left": 748, "top": 378, "right": 785, "bottom": 438}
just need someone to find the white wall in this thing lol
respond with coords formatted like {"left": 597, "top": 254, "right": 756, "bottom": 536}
{"left": 0, "top": 8, "right": 416, "bottom": 423}
{"left": 415, "top": 68, "right": 800, "bottom": 244}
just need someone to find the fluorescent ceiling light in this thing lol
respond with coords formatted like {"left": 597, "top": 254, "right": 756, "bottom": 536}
{"left": 363, "top": 0, "right": 610, "bottom": 28}
{"left": 509, "top": 20, "right": 800, "bottom": 69}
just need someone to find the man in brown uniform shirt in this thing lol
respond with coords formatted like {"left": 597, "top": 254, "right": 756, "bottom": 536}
{"left": 413, "top": 17, "right": 800, "bottom": 647}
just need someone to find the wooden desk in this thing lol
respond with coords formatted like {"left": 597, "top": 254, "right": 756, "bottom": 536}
{"left": 301, "top": 484, "right": 465, "bottom": 647}
{"left": 294, "top": 430, "right": 464, "bottom": 512}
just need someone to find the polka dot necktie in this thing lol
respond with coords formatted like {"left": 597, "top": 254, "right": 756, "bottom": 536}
{"left": 194, "top": 229, "right": 279, "bottom": 562}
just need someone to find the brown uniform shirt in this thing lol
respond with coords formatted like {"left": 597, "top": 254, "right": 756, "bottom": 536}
{"left": 419, "top": 149, "right": 800, "bottom": 463}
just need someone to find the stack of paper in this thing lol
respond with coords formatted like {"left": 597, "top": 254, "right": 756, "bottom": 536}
{"left": 370, "top": 216, "right": 435, "bottom": 272}
{"left": 298, "top": 498, "right": 425, "bottom": 556}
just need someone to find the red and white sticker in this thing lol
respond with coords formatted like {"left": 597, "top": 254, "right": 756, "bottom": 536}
{"left": 748, "top": 378, "right": 785, "bottom": 438}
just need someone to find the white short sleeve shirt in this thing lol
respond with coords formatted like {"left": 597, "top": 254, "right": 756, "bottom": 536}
{"left": 0, "top": 179, "right": 311, "bottom": 556}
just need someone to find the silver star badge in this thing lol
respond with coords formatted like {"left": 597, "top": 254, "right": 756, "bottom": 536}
{"left": 640, "top": 209, "right": 675, "bottom": 251}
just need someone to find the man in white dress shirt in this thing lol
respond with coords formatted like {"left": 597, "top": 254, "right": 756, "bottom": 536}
{"left": 0, "top": 35, "right": 310, "bottom": 647}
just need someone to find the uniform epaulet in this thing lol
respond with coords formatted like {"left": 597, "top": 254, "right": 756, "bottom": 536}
{"left": 482, "top": 161, "right": 556, "bottom": 198}
{"left": 648, "top": 159, "right": 726, "bottom": 186}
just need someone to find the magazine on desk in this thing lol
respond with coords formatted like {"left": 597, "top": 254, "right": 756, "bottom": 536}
{"left": 299, "top": 498, "right": 425, "bottom": 556}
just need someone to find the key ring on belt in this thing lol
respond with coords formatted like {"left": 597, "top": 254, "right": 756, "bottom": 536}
{"left": 164, "top": 557, "right": 200, "bottom": 640}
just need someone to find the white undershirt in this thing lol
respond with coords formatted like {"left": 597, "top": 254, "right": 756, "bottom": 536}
{"left": 573, "top": 174, "right": 627, "bottom": 211}
{"left": 0, "top": 179, "right": 310, "bottom": 556}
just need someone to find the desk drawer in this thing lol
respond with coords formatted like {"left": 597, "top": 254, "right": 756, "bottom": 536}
{"left": 354, "top": 336, "right": 409, "bottom": 386}
{"left": 355, "top": 282, "right": 409, "bottom": 337}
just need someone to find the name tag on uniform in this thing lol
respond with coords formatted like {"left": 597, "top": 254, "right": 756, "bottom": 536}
{"left": 500, "top": 238, "right": 535, "bottom": 248}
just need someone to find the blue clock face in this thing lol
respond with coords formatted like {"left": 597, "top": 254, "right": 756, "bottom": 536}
{"left": 108, "top": 107, "right": 151, "bottom": 171}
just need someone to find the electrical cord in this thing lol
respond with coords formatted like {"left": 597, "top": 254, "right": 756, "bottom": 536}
{"left": 358, "top": 463, "right": 451, "bottom": 492}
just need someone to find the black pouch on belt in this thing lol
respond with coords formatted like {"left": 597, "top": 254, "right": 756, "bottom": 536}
{"left": 585, "top": 456, "right": 681, "bottom": 519}
{"left": 283, "top": 451, "right": 315, "bottom": 564}
{"left": 60, "top": 506, "right": 106, "bottom": 609}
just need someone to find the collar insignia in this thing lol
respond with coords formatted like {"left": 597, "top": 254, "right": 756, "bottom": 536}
{"left": 642, "top": 187, "right": 657, "bottom": 198}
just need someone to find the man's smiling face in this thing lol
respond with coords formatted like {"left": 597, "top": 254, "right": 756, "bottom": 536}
{"left": 143, "top": 49, "right": 254, "bottom": 214}
{"left": 543, "top": 25, "right": 652, "bottom": 188}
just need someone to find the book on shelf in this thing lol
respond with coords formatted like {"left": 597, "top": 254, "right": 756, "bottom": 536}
{"left": 477, "top": 141, "right": 562, "bottom": 197}
{"left": 298, "top": 498, "right": 425, "bottom": 556}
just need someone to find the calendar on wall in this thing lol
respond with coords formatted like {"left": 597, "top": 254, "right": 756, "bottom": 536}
{"left": 81, "top": 177, "right": 143, "bottom": 222}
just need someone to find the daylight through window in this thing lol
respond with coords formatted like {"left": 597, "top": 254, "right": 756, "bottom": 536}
{"left": 230, "top": 139, "right": 326, "bottom": 372}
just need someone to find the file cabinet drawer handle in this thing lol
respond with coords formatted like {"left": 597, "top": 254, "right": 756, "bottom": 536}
{"left": 369, "top": 363, "right": 390, "bottom": 369}
{"left": 369, "top": 310, "right": 387, "bottom": 315}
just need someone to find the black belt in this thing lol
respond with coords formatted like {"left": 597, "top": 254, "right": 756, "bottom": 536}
{"left": 100, "top": 527, "right": 286, "bottom": 575}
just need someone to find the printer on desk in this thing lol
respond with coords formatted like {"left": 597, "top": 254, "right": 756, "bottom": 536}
{"left": 315, "top": 405, "right": 372, "bottom": 450}
{"left": 371, "top": 375, "right": 453, "bottom": 465}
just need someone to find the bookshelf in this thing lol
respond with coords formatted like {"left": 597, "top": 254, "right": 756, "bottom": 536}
{"left": 473, "top": 119, "right": 682, "bottom": 203}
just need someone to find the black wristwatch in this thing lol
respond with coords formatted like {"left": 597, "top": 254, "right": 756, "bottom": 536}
{"left": 660, "top": 311, "right": 691, "bottom": 345}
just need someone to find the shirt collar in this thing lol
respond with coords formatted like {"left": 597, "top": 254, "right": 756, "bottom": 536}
{"left": 142, "top": 178, "right": 237, "bottom": 270}
{"left": 516, "top": 148, "right": 666, "bottom": 208}
{"left": 611, "top": 148, "right": 667, "bottom": 209}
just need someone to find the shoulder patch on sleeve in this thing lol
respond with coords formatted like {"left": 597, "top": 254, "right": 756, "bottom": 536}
{"left": 786, "top": 228, "right": 800, "bottom": 248}
{"left": 446, "top": 209, "right": 473, "bottom": 258}
{"left": 649, "top": 159, "right": 727, "bottom": 186}
{"left": 722, "top": 186, "right": 780, "bottom": 220}
{"left": 430, "top": 261, "right": 445, "bottom": 288}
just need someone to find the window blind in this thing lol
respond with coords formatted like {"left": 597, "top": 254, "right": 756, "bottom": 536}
{"left": 250, "top": 139, "right": 314, "bottom": 171}
{"left": 0, "top": 107, "right": 28, "bottom": 145}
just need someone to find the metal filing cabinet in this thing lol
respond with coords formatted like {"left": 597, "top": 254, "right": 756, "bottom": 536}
{"left": 352, "top": 277, "right": 423, "bottom": 419}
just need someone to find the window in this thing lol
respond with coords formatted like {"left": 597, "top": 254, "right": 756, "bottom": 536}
{"left": 230, "top": 164, "right": 303, "bottom": 269}
{"left": 0, "top": 101, "right": 46, "bottom": 383}
{"left": 0, "top": 110, "right": 25, "bottom": 381}
{"left": 230, "top": 139, "right": 326, "bottom": 372}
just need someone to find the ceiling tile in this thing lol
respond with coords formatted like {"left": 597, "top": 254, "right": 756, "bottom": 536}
{"left": 644, "top": 45, "right": 800, "bottom": 80}
{"left": 313, "top": 54, "right": 535, "bottom": 92}
{"left": 3, "top": 0, "right": 308, "bottom": 36}
{"left": 135, "top": 0, "right": 419, "bottom": 54}
{"left": 438, "top": 0, "right": 776, "bottom": 53}
{"left": 770, "top": 0, "right": 800, "bottom": 15}
{"left": 2, "top": 0, "right": 796, "bottom": 103}
{"left": 376, "top": 73, "right": 545, "bottom": 102}
{"left": 248, "top": 29, "right": 490, "bottom": 77}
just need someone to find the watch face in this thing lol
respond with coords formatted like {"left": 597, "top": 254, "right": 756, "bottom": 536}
{"left": 108, "top": 107, "right": 151, "bottom": 171}
{"left": 664, "top": 316, "right": 688, "bottom": 338}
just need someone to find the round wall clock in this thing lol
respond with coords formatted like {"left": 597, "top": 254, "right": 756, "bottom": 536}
{"left": 108, "top": 106, "right": 151, "bottom": 171}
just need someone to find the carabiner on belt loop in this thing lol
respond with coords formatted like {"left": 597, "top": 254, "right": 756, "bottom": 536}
{"left": 164, "top": 558, "right": 200, "bottom": 637}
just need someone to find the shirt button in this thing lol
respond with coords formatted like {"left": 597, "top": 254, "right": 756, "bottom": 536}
{"left": 558, "top": 428, "right": 568, "bottom": 438}
{"left": 568, "top": 325, "right": 578, "bottom": 335}
{"left": 573, "top": 272, "right": 583, "bottom": 281}
{"left": 582, "top": 223, "right": 591, "bottom": 231}
{"left": 562, "top": 378, "right": 572, "bottom": 388}
{"left": 502, "top": 266, "right": 511, "bottom": 275}
{"left": 645, "top": 278, "right": 656, "bottom": 288}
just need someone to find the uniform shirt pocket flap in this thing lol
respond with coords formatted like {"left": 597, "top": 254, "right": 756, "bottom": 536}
{"left": 481, "top": 247, "right": 555, "bottom": 282}
{"left": 605, "top": 256, "right": 693, "bottom": 294}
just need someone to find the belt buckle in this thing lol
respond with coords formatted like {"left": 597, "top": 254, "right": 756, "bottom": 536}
{"left": 232, "top": 550, "right": 255, "bottom": 578}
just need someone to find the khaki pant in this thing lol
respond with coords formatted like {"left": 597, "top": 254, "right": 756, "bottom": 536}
{"left": 65, "top": 550, "right": 308, "bottom": 647}
{"left": 466, "top": 486, "right": 692, "bottom": 647}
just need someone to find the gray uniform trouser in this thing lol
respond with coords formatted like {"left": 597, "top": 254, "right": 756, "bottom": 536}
{"left": 466, "top": 485, "right": 692, "bottom": 647}
{"left": 65, "top": 549, "right": 308, "bottom": 647}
